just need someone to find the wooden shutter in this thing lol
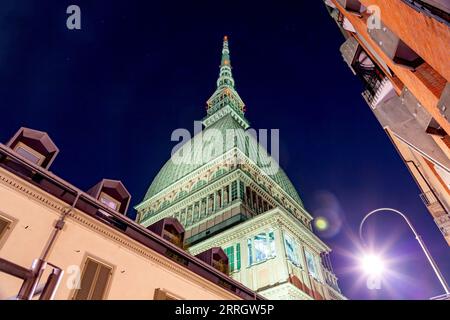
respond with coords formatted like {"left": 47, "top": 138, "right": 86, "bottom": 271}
{"left": 73, "top": 257, "right": 112, "bottom": 300}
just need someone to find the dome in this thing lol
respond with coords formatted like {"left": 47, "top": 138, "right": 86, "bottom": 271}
{"left": 144, "top": 113, "right": 304, "bottom": 207}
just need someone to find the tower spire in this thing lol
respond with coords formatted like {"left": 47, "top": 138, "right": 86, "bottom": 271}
{"left": 204, "top": 36, "right": 248, "bottom": 129}
{"left": 217, "top": 35, "right": 235, "bottom": 89}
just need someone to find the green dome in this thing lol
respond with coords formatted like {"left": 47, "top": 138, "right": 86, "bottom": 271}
{"left": 144, "top": 113, "right": 304, "bottom": 206}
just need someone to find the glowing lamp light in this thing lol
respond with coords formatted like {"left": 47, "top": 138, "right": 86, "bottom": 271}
{"left": 360, "top": 254, "right": 385, "bottom": 276}
{"left": 314, "top": 217, "right": 329, "bottom": 231}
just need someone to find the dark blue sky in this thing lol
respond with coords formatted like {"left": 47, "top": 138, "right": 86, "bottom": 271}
{"left": 0, "top": 1, "right": 448, "bottom": 299}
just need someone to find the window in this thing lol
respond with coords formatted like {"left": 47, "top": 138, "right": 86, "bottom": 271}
{"left": 216, "top": 190, "right": 222, "bottom": 209}
{"left": 14, "top": 142, "right": 44, "bottom": 165}
{"left": 201, "top": 198, "right": 207, "bottom": 217}
{"left": 284, "top": 233, "right": 300, "bottom": 267}
{"left": 208, "top": 194, "right": 214, "bottom": 213}
{"left": 305, "top": 250, "right": 319, "bottom": 280}
{"left": 154, "top": 288, "right": 180, "bottom": 300}
{"left": 231, "top": 181, "right": 238, "bottom": 201}
{"left": 0, "top": 215, "right": 11, "bottom": 242}
{"left": 73, "top": 257, "right": 113, "bottom": 300}
{"left": 247, "top": 230, "right": 276, "bottom": 265}
{"left": 186, "top": 206, "right": 193, "bottom": 226}
{"left": 99, "top": 192, "right": 120, "bottom": 211}
{"left": 223, "top": 186, "right": 229, "bottom": 206}
{"left": 239, "top": 181, "right": 245, "bottom": 200}
{"left": 224, "top": 243, "right": 241, "bottom": 272}
{"left": 193, "top": 202, "right": 200, "bottom": 222}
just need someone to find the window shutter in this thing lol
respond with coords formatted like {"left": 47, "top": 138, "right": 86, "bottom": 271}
{"left": 73, "top": 258, "right": 112, "bottom": 300}
{"left": 236, "top": 243, "right": 241, "bottom": 270}
{"left": 90, "top": 264, "right": 111, "bottom": 299}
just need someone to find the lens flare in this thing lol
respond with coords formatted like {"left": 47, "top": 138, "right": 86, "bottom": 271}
{"left": 360, "top": 254, "right": 385, "bottom": 276}
{"left": 315, "top": 216, "right": 329, "bottom": 231}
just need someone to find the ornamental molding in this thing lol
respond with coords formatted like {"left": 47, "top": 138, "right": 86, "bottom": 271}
{"left": 189, "top": 208, "right": 330, "bottom": 255}
{"left": 137, "top": 148, "right": 239, "bottom": 212}
{"left": 0, "top": 167, "right": 66, "bottom": 215}
{"left": 203, "top": 104, "right": 249, "bottom": 129}
{"left": 0, "top": 167, "right": 239, "bottom": 300}
{"left": 140, "top": 147, "right": 312, "bottom": 227}
{"left": 138, "top": 141, "right": 310, "bottom": 224}
{"left": 259, "top": 282, "right": 313, "bottom": 300}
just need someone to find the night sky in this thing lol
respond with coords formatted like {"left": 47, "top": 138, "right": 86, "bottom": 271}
{"left": 0, "top": 1, "right": 448, "bottom": 300}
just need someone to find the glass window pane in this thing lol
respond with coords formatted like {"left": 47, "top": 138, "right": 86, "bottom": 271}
{"left": 15, "top": 146, "right": 41, "bottom": 164}
{"left": 254, "top": 233, "right": 268, "bottom": 263}
{"left": 284, "top": 233, "right": 299, "bottom": 266}
{"left": 268, "top": 231, "right": 276, "bottom": 258}
{"left": 305, "top": 250, "right": 318, "bottom": 279}
{"left": 100, "top": 197, "right": 118, "bottom": 210}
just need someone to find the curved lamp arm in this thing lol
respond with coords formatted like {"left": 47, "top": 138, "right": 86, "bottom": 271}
{"left": 359, "top": 208, "right": 449, "bottom": 295}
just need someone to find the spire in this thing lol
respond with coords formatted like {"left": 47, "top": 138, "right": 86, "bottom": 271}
{"left": 204, "top": 36, "right": 248, "bottom": 129}
{"left": 217, "top": 35, "right": 235, "bottom": 89}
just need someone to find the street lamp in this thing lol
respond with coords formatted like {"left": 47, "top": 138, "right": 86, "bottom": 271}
{"left": 359, "top": 208, "right": 450, "bottom": 295}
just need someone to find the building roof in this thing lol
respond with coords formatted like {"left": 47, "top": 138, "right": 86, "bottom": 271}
{"left": 144, "top": 113, "right": 304, "bottom": 206}
{"left": 143, "top": 37, "right": 304, "bottom": 207}
{"left": 0, "top": 142, "right": 263, "bottom": 300}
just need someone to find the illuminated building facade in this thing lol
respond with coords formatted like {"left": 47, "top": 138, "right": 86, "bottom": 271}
{"left": 323, "top": 0, "right": 450, "bottom": 245}
{"left": 0, "top": 128, "right": 260, "bottom": 300}
{"left": 136, "top": 37, "right": 345, "bottom": 300}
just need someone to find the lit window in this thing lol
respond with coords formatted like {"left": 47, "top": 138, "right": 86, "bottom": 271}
{"left": 99, "top": 192, "right": 120, "bottom": 211}
{"left": 284, "top": 233, "right": 301, "bottom": 267}
{"left": 247, "top": 230, "right": 276, "bottom": 266}
{"left": 305, "top": 249, "right": 319, "bottom": 279}
{"left": 14, "top": 142, "right": 44, "bottom": 165}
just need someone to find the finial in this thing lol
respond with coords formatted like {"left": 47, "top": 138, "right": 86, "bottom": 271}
{"left": 223, "top": 35, "right": 228, "bottom": 41}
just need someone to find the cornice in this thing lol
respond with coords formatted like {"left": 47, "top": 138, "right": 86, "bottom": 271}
{"left": 189, "top": 208, "right": 330, "bottom": 255}
{"left": 0, "top": 167, "right": 239, "bottom": 300}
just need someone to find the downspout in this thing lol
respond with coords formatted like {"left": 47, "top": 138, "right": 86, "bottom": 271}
{"left": 40, "top": 192, "right": 81, "bottom": 260}
{"left": 17, "top": 192, "right": 81, "bottom": 300}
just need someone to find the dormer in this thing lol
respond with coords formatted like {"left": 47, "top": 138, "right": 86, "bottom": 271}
{"left": 147, "top": 218, "right": 185, "bottom": 248}
{"left": 87, "top": 179, "right": 131, "bottom": 215}
{"left": 195, "top": 247, "right": 229, "bottom": 274}
{"left": 6, "top": 127, "right": 59, "bottom": 169}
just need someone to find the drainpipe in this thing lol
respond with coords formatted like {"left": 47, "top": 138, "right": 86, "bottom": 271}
{"left": 40, "top": 192, "right": 81, "bottom": 260}
{"left": 16, "top": 192, "right": 81, "bottom": 300}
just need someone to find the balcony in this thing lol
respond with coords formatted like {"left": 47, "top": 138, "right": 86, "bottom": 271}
{"left": 420, "top": 190, "right": 450, "bottom": 238}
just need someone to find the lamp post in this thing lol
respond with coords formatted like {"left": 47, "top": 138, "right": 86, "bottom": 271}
{"left": 359, "top": 208, "right": 450, "bottom": 295}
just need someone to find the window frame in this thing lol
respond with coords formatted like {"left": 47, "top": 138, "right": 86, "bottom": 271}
{"left": 247, "top": 230, "right": 276, "bottom": 266}
{"left": 13, "top": 141, "right": 45, "bottom": 165}
{"left": 99, "top": 192, "right": 121, "bottom": 211}
{"left": 72, "top": 255, "right": 114, "bottom": 300}
{"left": 284, "top": 232, "right": 301, "bottom": 268}
{"left": 0, "top": 212, "right": 15, "bottom": 250}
